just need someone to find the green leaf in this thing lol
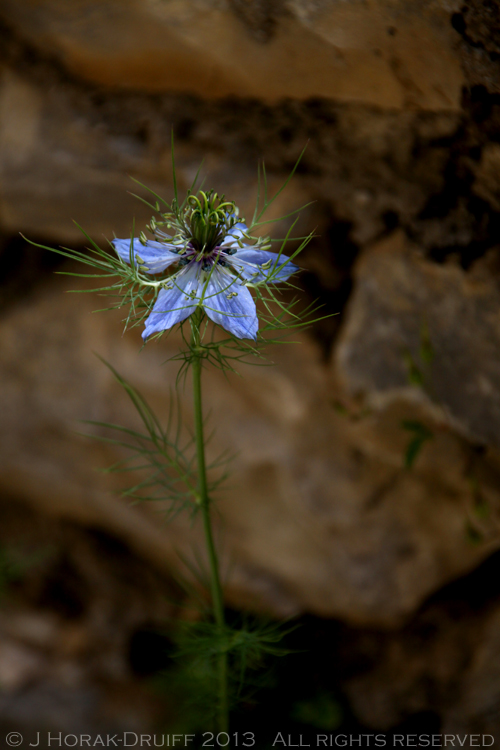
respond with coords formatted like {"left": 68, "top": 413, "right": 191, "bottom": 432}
{"left": 292, "top": 692, "right": 342, "bottom": 731}
{"left": 332, "top": 400, "right": 349, "bottom": 416}
{"left": 419, "top": 320, "right": 434, "bottom": 365}
{"left": 250, "top": 143, "right": 308, "bottom": 228}
{"left": 83, "top": 356, "right": 215, "bottom": 518}
{"left": 403, "top": 352, "right": 425, "bottom": 387}
{"left": 401, "top": 420, "right": 433, "bottom": 469}
{"left": 466, "top": 522, "right": 483, "bottom": 545}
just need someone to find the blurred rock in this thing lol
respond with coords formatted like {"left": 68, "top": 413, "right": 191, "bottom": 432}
{"left": 0, "top": 58, "right": 462, "bottom": 248}
{"left": 335, "top": 231, "right": 500, "bottom": 448}
{"left": 0, "top": 498, "right": 173, "bottom": 738}
{"left": 338, "top": 552, "right": 500, "bottom": 740}
{"left": 2, "top": 271, "right": 500, "bottom": 625}
{"left": 450, "top": 0, "right": 500, "bottom": 93}
{"left": 1, "top": 0, "right": 500, "bottom": 737}
{"left": 0, "top": 0, "right": 463, "bottom": 109}
{"left": 0, "top": 0, "right": 471, "bottom": 250}
{"left": 473, "top": 143, "right": 500, "bottom": 211}
{"left": 0, "top": 64, "right": 318, "bottom": 243}
{"left": 444, "top": 605, "right": 500, "bottom": 738}
{"left": 0, "top": 638, "right": 46, "bottom": 691}
{"left": 0, "top": 66, "right": 168, "bottom": 242}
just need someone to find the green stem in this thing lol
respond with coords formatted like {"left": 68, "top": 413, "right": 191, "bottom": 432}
{"left": 191, "top": 311, "right": 229, "bottom": 734}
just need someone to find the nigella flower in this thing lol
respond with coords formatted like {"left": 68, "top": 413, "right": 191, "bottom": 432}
{"left": 112, "top": 191, "right": 299, "bottom": 341}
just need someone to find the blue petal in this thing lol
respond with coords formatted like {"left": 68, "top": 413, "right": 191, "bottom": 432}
{"left": 230, "top": 248, "right": 299, "bottom": 283}
{"left": 113, "top": 238, "right": 180, "bottom": 274}
{"left": 201, "top": 269, "right": 258, "bottom": 340}
{"left": 223, "top": 222, "right": 248, "bottom": 246}
{"left": 143, "top": 263, "right": 200, "bottom": 339}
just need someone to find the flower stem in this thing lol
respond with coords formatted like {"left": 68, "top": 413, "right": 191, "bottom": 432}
{"left": 191, "top": 311, "right": 229, "bottom": 733}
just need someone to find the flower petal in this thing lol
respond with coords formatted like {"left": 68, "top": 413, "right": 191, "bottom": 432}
{"left": 142, "top": 263, "right": 200, "bottom": 339}
{"left": 223, "top": 222, "right": 248, "bottom": 247}
{"left": 230, "top": 248, "right": 299, "bottom": 284}
{"left": 201, "top": 268, "right": 258, "bottom": 340}
{"left": 113, "top": 238, "right": 180, "bottom": 274}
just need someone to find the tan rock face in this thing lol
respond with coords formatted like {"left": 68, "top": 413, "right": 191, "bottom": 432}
{"left": 338, "top": 555, "right": 500, "bottom": 737}
{"left": 0, "top": 0, "right": 463, "bottom": 109}
{"left": 0, "top": 498, "right": 171, "bottom": 735}
{"left": 0, "top": 66, "right": 162, "bottom": 242}
{"left": 335, "top": 232, "right": 500, "bottom": 448}
{"left": 473, "top": 143, "right": 500, "bottom": 211}
{"left": 2, "top": 270, "right": 500, "bottom": 626}
{"left": 0, "top": 1, "right": 470, "bottom": 248}
{"left": 1, "top": 0, "right": 500, "bottom": 645}
{"left": 2, "top": 0, "right": 500, "bottom": 735}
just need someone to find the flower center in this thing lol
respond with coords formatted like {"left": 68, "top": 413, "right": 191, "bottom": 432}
{"left": 181, "top": 244, "right": 225, "bottom": 269}
{"left": 149, "top": 190, "right": 243, "bottom": 258}
{"left": 187, "top": 191, "right": 238, "bottom": 255}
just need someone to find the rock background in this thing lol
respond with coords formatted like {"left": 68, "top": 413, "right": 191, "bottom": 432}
{"left": 2, "top": 0, "right": 500, "bottom": 741}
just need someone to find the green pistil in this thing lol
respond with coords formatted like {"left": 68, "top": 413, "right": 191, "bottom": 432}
{"left": 186, "top": 190, "right": 238, "bottom": 255}
{"left": 149, "top": 189, "right": 245, "bottom": 258}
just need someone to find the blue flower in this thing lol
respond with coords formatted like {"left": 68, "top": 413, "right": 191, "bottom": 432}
{"left": 113, "top": 222, "right": 299, "bottom": 341}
